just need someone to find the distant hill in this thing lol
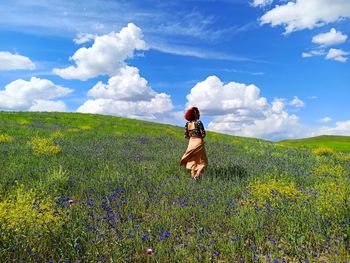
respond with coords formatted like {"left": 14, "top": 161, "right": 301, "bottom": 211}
{"left": 277, "top": 135, "right": 350, "bottom": 152}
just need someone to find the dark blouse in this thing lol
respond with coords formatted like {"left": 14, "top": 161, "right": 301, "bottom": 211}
{"left": 184, "top": 120, "right": 206, "bottom": 139}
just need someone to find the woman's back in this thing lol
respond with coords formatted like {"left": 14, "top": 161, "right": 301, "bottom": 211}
{"left": 185, "top": 120, "right": 206, "bottom": 138}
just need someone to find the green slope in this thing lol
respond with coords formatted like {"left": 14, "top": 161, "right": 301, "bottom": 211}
{"left": 0, "top": 112, "right": 349, "bottom": 262}
{"left": 277, "top": 135, "right": 350, "bottom": 152}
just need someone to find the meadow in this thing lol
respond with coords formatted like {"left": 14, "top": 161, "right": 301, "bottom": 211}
{"left": 278, "top": 135, "right": 350, "bottom": 153}
{"left": 0, "top": 112, "right": 349, "bottom": 262}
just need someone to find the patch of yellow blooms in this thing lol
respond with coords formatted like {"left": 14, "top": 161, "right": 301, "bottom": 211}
{"left": 249, "top": 169, "right": 349, "bottom": 219}
{"left": 312, "top": 164, "right": 347, "bottom": 178}
{"left": 29, "top": 137, "right": 61, "bottom": 155}
{"left": 312, "top": 147, "right": 336, "bottom": 156}
{"left": 79, "top": 125, "right": 93, "bottom": 131}
{"left": 51, "top": 130, "right": 64, "bottom": 139}
{"left": 249, "top": 178, "right": 301, "bottom": 207}
{"left": 0, "top": 134, "right": 13, "bottom": 143}
{"left": 67, "top": 128, "right": 80, "bottom": 133}
{"left": 18, "top": 119, "right": 30, "bottom": 125}
{"left": 0, "top": 184, "right": 62, "bottom": 234}
{"left": 313, "top": 180, "right": 348, "bottom": 218}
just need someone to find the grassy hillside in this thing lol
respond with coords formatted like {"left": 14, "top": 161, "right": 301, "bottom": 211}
{"left": 278, "top": 135, "right": 350, "bottom": 152}
{"left": 0, "top": 112, "right": 349, "bottom": 262}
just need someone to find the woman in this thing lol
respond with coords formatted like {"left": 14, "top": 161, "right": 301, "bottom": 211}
{"left": 180, "top": 107, "right": 208, "bottom": 180}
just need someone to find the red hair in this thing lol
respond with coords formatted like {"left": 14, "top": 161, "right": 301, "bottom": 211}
{"left": 184, "top": 107, "right": 199, "bottom": 121}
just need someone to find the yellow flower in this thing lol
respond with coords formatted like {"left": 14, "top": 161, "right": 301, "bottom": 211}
{"left": 249, "top": 178, "right": 301, "bottom": 207}
{"left": 313, "top": 180, "right": 348, "bottom": 218}
{"left": 29, "top": 137, "right": 61, "bottom": 155}
{"left": 312, "top": 147, "right": 336, "bottom": 156}
{"left": 0, "top": 185, "right": 63, "bottom": 234}
{"left": 51, "top": 130, "right": 64, "bottom": 139}
{"left": 0, "top": 134, "right": 13, "bottom": 143}
{"left": 79, "top": 125, "right": 93, "bottom": 131}
{"left": 67, "top": 128, "right": 80, "bottom": 133}
{"left": 312, "top": 164, "right": 347, "bottom": 178}
{"left": 18, "top": 119, "right": 30, "bottom": 125}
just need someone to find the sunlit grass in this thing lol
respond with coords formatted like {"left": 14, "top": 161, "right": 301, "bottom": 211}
{"left": 0, "top": 112, "right": 349, "bottom": 262}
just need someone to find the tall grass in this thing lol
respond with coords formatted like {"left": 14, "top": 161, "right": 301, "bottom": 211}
{"left": 0, "top": 112, "right": 349, "bottom": 262}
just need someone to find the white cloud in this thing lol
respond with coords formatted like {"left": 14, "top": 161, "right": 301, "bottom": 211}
{"left": 149, "top": 41, "right": 255, "bottom": 62}
{"left": 302, "top": 49, "right": 326, "bottom": 58}
{"left": 29, "top": 100, "right": 68, "bottom": 112}
{"left": 0, "top": 51, "right": 35, "bottom": 71}
{"left": 0, "top": 77, "right": 72, "bottom": 111}
{"left": 87, "top": 66, "right": 156, "bottom": 101}
{"left": 186, "top": 76, "right": 268, "bottom": 116}
{"left": 326, "top": 48, "right": 349, "bottom": 62}
{"left": 53, "top": 23, "right": 147, "bottom": 80}
{"left": 311, "top": 120, "right": 350, "bottom": 136}
{"left": 185, "top": 76, "right": 350, "bottom": 140}
{"left": 73, "top": 33, "right": 97, "bottom": 44}
{"left": 318, "top": 117, "right": 333, "bottom": 123}
{"left": 186, "top": 76, "right": 305, "bottom": 141}
{"left": 312, "top": 28, "right": 348, "bottom": 47}
{"left": 303, "top": 29, "right": 348, "bottom": 61}
{"left": 259, "top": 0, "right": 350, "bottom": 34}
{"left": 252, "top": 0, "right": 273, "bottom": 7}
{"left": 77, "top": 66, "right": 174, "bottom": 120}
{"left": 289, "top": 96, "right": 305, "bottom": 108}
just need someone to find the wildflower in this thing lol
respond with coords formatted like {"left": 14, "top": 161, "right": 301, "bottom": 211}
{"left": 140, "top": 233, "right": 149, "bottom": 241}
{"left": 146, "top": 248, "right": 153, "bottom": 255}
{"left": 159, "top": 231, "right": 170, "bottom": 240}
{"left": 68, "top": 199, "right": 78, "bottom": 205}
{"left": 79, "top": 125, "right": 93, "bottom": 130}
{"left": 0, "top": 134, "right": 13, "bottom": 143}
{"left": 29, "top": 137, "right": 61, "bottom": 155}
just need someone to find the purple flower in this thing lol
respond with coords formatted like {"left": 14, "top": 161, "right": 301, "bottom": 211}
{"left": 140, "top": 233, "right": 149, "bottom": 241}
{"left": 159, "top": 231, "right": 170, "bottom": 240}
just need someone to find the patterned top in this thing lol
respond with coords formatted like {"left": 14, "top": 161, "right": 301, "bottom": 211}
{"left": 184, "top": 120, "right": 206, "bottom": 139}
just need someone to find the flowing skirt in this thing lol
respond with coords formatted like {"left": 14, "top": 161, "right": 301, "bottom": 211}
{"left": 180, "top": 137, "right": 208, "bottom": 178}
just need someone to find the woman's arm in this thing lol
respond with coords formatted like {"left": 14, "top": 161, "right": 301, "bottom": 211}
{"left": 198, "top": 121, "right": 206, "bottom": 138}
{"left": 184, "top": 122, "right": 190, "bottom": 139}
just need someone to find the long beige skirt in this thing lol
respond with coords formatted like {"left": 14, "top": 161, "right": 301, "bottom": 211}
{"left": 180, "top": 137, "right": 208, "bottom": 177}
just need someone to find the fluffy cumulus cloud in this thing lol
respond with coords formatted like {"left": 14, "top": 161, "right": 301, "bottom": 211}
{"left": 303, "top": 29, "right": 348, "bottom": 62}
{"left": 77, "top": 66, "right": 174, "bottom": 120}
{"left": 312, "top": 28, "right": 348, "bottom": 47}
{"left": 259, "top": 0, "right": 350, "bottom": 34}
{"left": 0, "top": 77, "right": 72, "bottom": 111}
{"left": 73, "top": 33, "right": 97, "bottom": 44}
{"left": 186, "top": 76, "right": 268, "bottom": 116}
{"left": 53, "top": 23, "right": 147, "bottom": 80}
{"left": 311, "top": 120, "right": 350, "bottom": 136}
{"left": 251, "top": 0, "right": 273, "bottom": 7}
{"left": 87, "top": 66, "right": 156, "bottom": 101}
{"left": 326, "top": 48, "right": 349, "bottom": 62}
{"left": 318, "top": 117, "right": 333, "bottom": 123}
{"left": 29, "top": 100, "right": 68, "bottom": 112}
{"left": 186, "top": 76, "right": 350, "bottom": 140}
{"left": 289, "top": 96, "right": 305, "bottom": 108}
{"left": 0, "top": 51, "right": 35, "bottom": 71}
{"left": 186, "top": 76, "right": 305, "bottom": 140}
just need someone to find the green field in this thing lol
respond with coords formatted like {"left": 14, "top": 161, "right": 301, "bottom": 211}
{"left": 0, "top": 112, "right": 349, "bottom": 262}
{"left": 277, "top": 135, "right": 350, "bottom": 153}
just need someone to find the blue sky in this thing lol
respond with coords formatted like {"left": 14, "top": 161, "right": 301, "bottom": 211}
{"left": 0, "top": 0, "right": 350, "bottom": 140}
